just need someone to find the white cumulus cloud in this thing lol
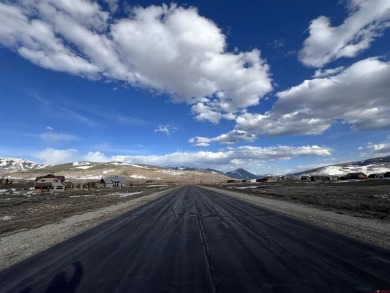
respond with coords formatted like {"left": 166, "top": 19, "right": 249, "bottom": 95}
{"left": 189, "top": 130, "right": 258, "bottom": 146}
{"left": 367, "top": 142, "right": 390, "bottom": 154}
{"left": 269, "top": 58, "right": 390, "bottom": 133}
{"left": 0, "top": 1, "right": 272, "bottom": 123}
{"left": 299, "top": 0, "right": 390, "bottom": 67}
{"left": 154, "top": 125, "right": 177, "bottom": 135}
{"left": 313, "top": 66, "right": 345, "bottom": 78}
{"left": 193, "top": 57, "right": 390, "bottom": 145}
{"left": 84, "top": 151, "right": 111, "bottom": 162}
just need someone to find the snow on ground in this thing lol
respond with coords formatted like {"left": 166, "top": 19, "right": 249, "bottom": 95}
{"left": 116, "top": 191, "right": 144, "bottom": 198}
{"left": 130, "top": 175, "right": 148, "bottom": 179}
{"left": 159, "top": 170, "right": 186, "bottom": 176}
{"left": 304, "top": 165, "right": 389, "bottom": 176}
{"left": 73, "top": 162, "right": 91, "bottom": 166}
{"left": 111, "top": 162, "right": 129, "bottom": 166}
{"left": 130, "top": 164, "right": 150, "bottom": 169}
{"left": 72, "top": 175, "right": 102, "bottom": 180}
{"left": 72, "top": 162, "right": 95, "bottom": 170}
{"left": 0, "top": 158, "right": 43, "bottom": 170}
{"left": 109, "top": 162, "right": 150, "bottom": 169}
{"left": 102, "top": 170, "right": 115, "bottom": 174}
{"left": 233, "top": 186, "right": 259, "bottom": 189}
{"left": 73, "top": 166, "right": 93, "bottom": 170}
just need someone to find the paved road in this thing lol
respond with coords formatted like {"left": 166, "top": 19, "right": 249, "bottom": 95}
{"left": 1, "top": 185, "right": 389, "bottom": 292}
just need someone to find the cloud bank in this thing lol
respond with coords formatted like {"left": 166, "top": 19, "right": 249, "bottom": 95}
{"left": 0, "top": 0, "right": 272, "bottom": 123}
{"left": 34, "top": 145, "right": 331, "bottom": 171}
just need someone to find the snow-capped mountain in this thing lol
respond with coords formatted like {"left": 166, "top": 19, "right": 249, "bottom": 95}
{"left": 291, "top": 156, "right": 390, "bottom": 177}
{"left": 225, "top": 168, "right": 259, "bottom": 180}
{"left": 0, "top": 158, "right": 44, "bottom": 175}
{"left": 0, "top": 158, "right": 230, "bottom": 183}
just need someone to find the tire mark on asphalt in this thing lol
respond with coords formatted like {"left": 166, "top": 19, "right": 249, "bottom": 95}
{"left": 2, "top": 185, "right": 390, "bottom": 292}
{"left": 197, "top": 185, "right": 390, "bottom": 290}
{"left": 190, "top": 188, "right": 220, "bottom": 293}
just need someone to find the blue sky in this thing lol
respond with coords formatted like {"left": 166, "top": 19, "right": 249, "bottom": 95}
{"left": 0, "top": 0, "right": 389, "bottom": 174}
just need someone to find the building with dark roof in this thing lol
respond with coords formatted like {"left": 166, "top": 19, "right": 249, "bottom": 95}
{"left": 100, "top": 176, "right": 127, "bottom": 188}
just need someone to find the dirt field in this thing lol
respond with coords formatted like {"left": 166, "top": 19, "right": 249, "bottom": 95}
{"left": 0, "top": 185, "right": 174, "bottom": 236}
{"left": 213, "top": 179, "right": 390, "bottom": 222}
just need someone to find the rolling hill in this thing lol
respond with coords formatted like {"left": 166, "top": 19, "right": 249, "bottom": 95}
{"left": 290, "top": 156, "right": 390, "bottom": 177}
{"left": 0, "top": 159, "right": 231, "bottom": 184}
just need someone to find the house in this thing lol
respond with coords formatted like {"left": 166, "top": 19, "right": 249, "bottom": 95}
{"left": 262, "top": 176, "right": 275, "bottom": 182}
{"left": 34, "top": 174, "right": 66, "bottom": 192}
{"left": 100, "top": 176, "right": 127, "bottom": 188}
{"left": 368, "top": 173, "right": 384, "bottom": 179}
{"left": 310, "top": 175, "right": 322, "bottom": 182}
{"left": 324, "top": 175, "right": 340, "bottom": 181}
{"left": 345, "top": 172, "right": 367, "bottom": 180}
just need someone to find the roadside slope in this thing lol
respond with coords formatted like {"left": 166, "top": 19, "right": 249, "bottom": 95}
{"left": 0, "top": 188, "right": 175, "bottom": 270}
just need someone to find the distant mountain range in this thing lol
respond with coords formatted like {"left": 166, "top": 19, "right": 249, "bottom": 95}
{"left": 1, "top": 156, "right": 389, "bottom": 180}
{"left": 290, "top": 156, "right": 390, "bottom": 177}
{"left": 0, "top": 159, "right": 230, "bottom": 184}
{"left": 166, "top": 166, "right": 261, "bottom": 180}
{"left": 0, "top": 158, "right": 260, "bottom": 181}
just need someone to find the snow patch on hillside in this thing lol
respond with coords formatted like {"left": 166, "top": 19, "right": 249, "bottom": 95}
{"left": 67, "top": 175, "right": 102, "bottom": 180}
{"left": 74, "top": 166, "right": 93, "bottom": 170}
{"left": 0, "top": 158, "right": 43, "bottom": 173}
{"left": 300, "top": 165, "right": 389, "bottom": 176}
{"left": 73, "top": 161, "right": 91, "bottom": 166}
{"left": 130, "top": 175, "right": 148, "bottom": 179}
{"left": 160, "top": 170, "right": 186, "bottom": 176}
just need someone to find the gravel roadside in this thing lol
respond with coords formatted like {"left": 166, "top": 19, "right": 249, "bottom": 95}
{"left": 202, "top": 186, "right": 390, "bottom": 249}
{"left": 0, "top": 188, "right": 174, "bottom": 270}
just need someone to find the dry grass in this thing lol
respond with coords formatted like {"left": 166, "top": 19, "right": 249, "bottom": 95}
{"left": 0, "top": 185, "right": 175, "bottom": 235}
{"left": 210, "top": 180, "right": 390, "bottom": 221}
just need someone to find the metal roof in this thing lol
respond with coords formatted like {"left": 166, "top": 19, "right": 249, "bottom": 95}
{"left": 102, "top": 177, "right": 127, "bottom": 183}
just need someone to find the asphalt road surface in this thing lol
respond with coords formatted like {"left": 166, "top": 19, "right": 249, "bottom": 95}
{"left": 1, "top": 185, "right": 389, "bottom": 292}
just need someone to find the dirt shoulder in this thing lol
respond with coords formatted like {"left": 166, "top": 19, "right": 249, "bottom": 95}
{"left": 202, "top": 185, "right": 390, "bottom": 249}
{"left": 0, "top": 187, "right": 175, "bottom": 270}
